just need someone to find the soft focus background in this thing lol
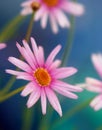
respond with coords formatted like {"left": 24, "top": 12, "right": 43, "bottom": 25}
{"left": 0, "top": 0, "right": 102, "bottom": 130}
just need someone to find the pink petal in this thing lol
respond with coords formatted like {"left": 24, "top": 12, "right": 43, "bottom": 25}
{"left": 35, "top": 6, "right": 46, "bottom": 21}
{"left": 45, "top": 87, "right": 62, "bottom": 116}
{"left": 21, "top": 47, "right": 36, "bottom": 69}
{"left": 41, "top": 88, "right": 47, "bottom": 115}
{"left": 52, "top": 84, "right": 78, "bottom": 99}
{"left": 94, "top": 102, "right": 102, "bottom": 111}
{"left": 91, "top": 54, "right": 102, "bottom": 78}
{"left": 21, "top": 82, "right": 36, "bottom": 97}
{"left": 48, "top": 60, "right": 61, "bottom": 70}
{"left": 8, "top": 57, "right": 32, "bottom": 73}
{"left": 40, "top": 12, "right": 48, "bottom": 28}
{"left": 20, "top": 7, "right": 32, "bottom": 16}
{"left": 6, "top": 69, "right": 34, "bottom": 81}
{"left": 61, "top": 1, "right": 84, "bottom": 16}
{"left": 21, "top": 40, "right": 37, "bottom": 66}
{"left": 54, "top": 9, "right": 70, "bottom": 28}
{"left": 27, "top": 87, "right": 41, "bottom": 108}
{"left": 52, "top": 80, "right": 82, "bottom": 92}
{"left": 49, "top": 13, "right": 59, "bottom": 34}
{"left": 90, "top": 95, "right": 102, "bottom": 108}
{"left": 38, "top": 46, "right": 45, "bottom": 66}
{"left": 21, "top": 1, "right": 32, "bottom": 7}
{"left": 86, "top": 77, "right": 102, "bottom": 93}
{"left": 51, "top": 67, "right": 77, "bottom": 79}
{"left": 0, "top": 43, "right": 6, "bottom": 50}
{"left": 30, "top": 37, "right": 39, "bottom": 66}
{"left": 45, "top": 45, "right": 61, "bottom": 68}
{"left": 17, "top": 42, "right": 36, "bottom": 68}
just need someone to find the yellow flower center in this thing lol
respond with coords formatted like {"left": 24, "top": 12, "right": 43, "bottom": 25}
{"left": 34, "top": 68, "right": 51, "bottom": 87}
{"left": 42, "top": 0, "right": 59, "bottom": 7}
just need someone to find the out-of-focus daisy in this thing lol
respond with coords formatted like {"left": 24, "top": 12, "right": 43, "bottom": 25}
{"left": 84, "top": 54, "right": 102, "bottom": 111}
{"left": 20, "top": 0, "right": 84, "bottom": 33}
{"left": 0, "top": 43, "right": 6, "bottom": 50}
{"left": 6, "top": 37, "right": 82, "bottom": 116}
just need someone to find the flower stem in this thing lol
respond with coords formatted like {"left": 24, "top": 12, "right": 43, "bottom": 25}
{"left": 0, "top": 76, "right": 16, "bottom": 96}
{"left": 25, "top": 12, "right": 35, "bottom": 42}
{"left": 0, "top": 86, "right": 24, "bottom": 102}
{"left": 61, "top": 15, "right": 75, "bottom": 66}
{"left": 21, "top": 108, "right": 34, "bottom": 130}
{"left": 51, "top": 98, "right": 92, "bottom": 129}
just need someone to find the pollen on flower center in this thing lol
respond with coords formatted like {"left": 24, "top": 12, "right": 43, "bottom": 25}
{"left": 34, "top": 68, "right": 51, "bottom": 87}
{"left": 42, "top": 0, "right": 59, "bottom": 7}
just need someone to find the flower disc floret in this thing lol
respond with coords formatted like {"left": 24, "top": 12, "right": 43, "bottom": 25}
{"left": 34, "top": 68, "right": 51, "bottom": 86}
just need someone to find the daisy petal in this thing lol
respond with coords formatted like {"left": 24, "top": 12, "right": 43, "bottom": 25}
{"left": 52, "top": 85, "right": 78, "bottom": 99}
{"left": 53, "top": 80, "right": 82, "bottom": 92}
{"left": 54, "top": 9, "right": 70, "bottom": 28}
{"left": 21, "top": 82, "right": 36, "bottom": 97}
{"left": 35, "top": 7, "right": 46, "bottom": 21}
{"left": 41, "top": 12, "right": 48, "bottom": 29}
{"left": 41, "top": 88, "right": 47, "bottom": 115}
{"left": 21, "top": 1, "right": 32, "bottom": 7}
{"left": 91, "top": 54, "right": 102, "bottom": 78}
{"left": 22, "top": 40, "right": 37, "bottom": 66}
{"left": 38, "top": 46, "right": 45, "bottom": 66}
{"left": 52, "top": 67, "right": 77, "bottom": 79}
{"left": 8, "top": 57, "right": 32, "bottom": 73}
{"left": 20, "top": 7, "right": 32, "bottom": 16}
{"left": 49, "top": 60, "right": 61, "bottom": 70}
{"left": 45, "top": 88, "right": 62, "bottom": 116}
{"left": 49, "top": 14, "right": 59, "bottom": 34}
{"left": 61, "top": 1, "right": 84, "bottom": 16}
{"left": 90, "top": 95, "right": 102, "bottom": 108}
{"left": 6, "top": 69, "right": 34, "bottom": 81}
{"left": 94, "top": 102, "right": 102, "bottom": 111}
{"left": 86, "top": 77, "right": 102, "bottom": 92}
{"left": 46, "top": 45, "right": 61, "bottom": 68}
{"left": 27, "top": 87, "right": 41, "bottom": 108}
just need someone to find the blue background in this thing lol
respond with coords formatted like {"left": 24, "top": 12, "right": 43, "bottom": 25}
{"left": 0, "top": 0, "right": 102, "bottom": 130}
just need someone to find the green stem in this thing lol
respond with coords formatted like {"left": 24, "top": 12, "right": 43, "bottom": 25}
{"left": 61, "top": 15, "right": 75, "bottom": 66}
{"left": 25, "top": 12, "right": 35, "bottom": 42}
{"left": 0, "top": 12, "right": 35, "bottom": 95}
{"left": 21, "top": 108, "right": 34, "bottom": 130}
{"left": 51, "top": 98, "right": 92, "bottom": 129}
{"left": 0, "top": 86, "right": 24, "bottom": 102}
{"left": 0, "top": 76, "right": 16, "bottom": 95}
{"left": 0, "top": 15, "right": 25, "bottom": 42}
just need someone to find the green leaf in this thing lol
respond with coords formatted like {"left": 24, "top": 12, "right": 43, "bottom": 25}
{"left": 0, "top": 15, "right": 26, "bottom": 42}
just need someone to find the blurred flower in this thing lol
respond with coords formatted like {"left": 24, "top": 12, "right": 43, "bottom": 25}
{"left": 0, "top": 43, "right": 6, "bottom": 50}
{"left": 84, "top": 54, "right": 102, "bottom": 111}
{"left": 20, "top": 0, "right": 84, "bottom": 33}
{"left": 6, "top": 37, "right": 82, "bottom": 116}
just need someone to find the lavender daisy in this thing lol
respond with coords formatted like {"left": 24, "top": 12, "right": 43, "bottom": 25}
{"left": 20, "top": 0, "right": 84, "bottom": 33}
{"left": 85, "top": 54, "right": 102, "bottom": 111}
{"left": 6, "top": 37, "right": 82, "bottom": 116}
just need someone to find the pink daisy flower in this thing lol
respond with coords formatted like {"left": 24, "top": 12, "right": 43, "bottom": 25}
{"left": 6, "top": 37, "right": 82, "bottom": 116}
{"left": 20, "top": 0, "right": 84, "bottom": 33}
{"left": 0, "top": 43, "right": 6, "bottom": 50}
{"left": 85, "top": 54, "right": 102, "bottom": 111}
